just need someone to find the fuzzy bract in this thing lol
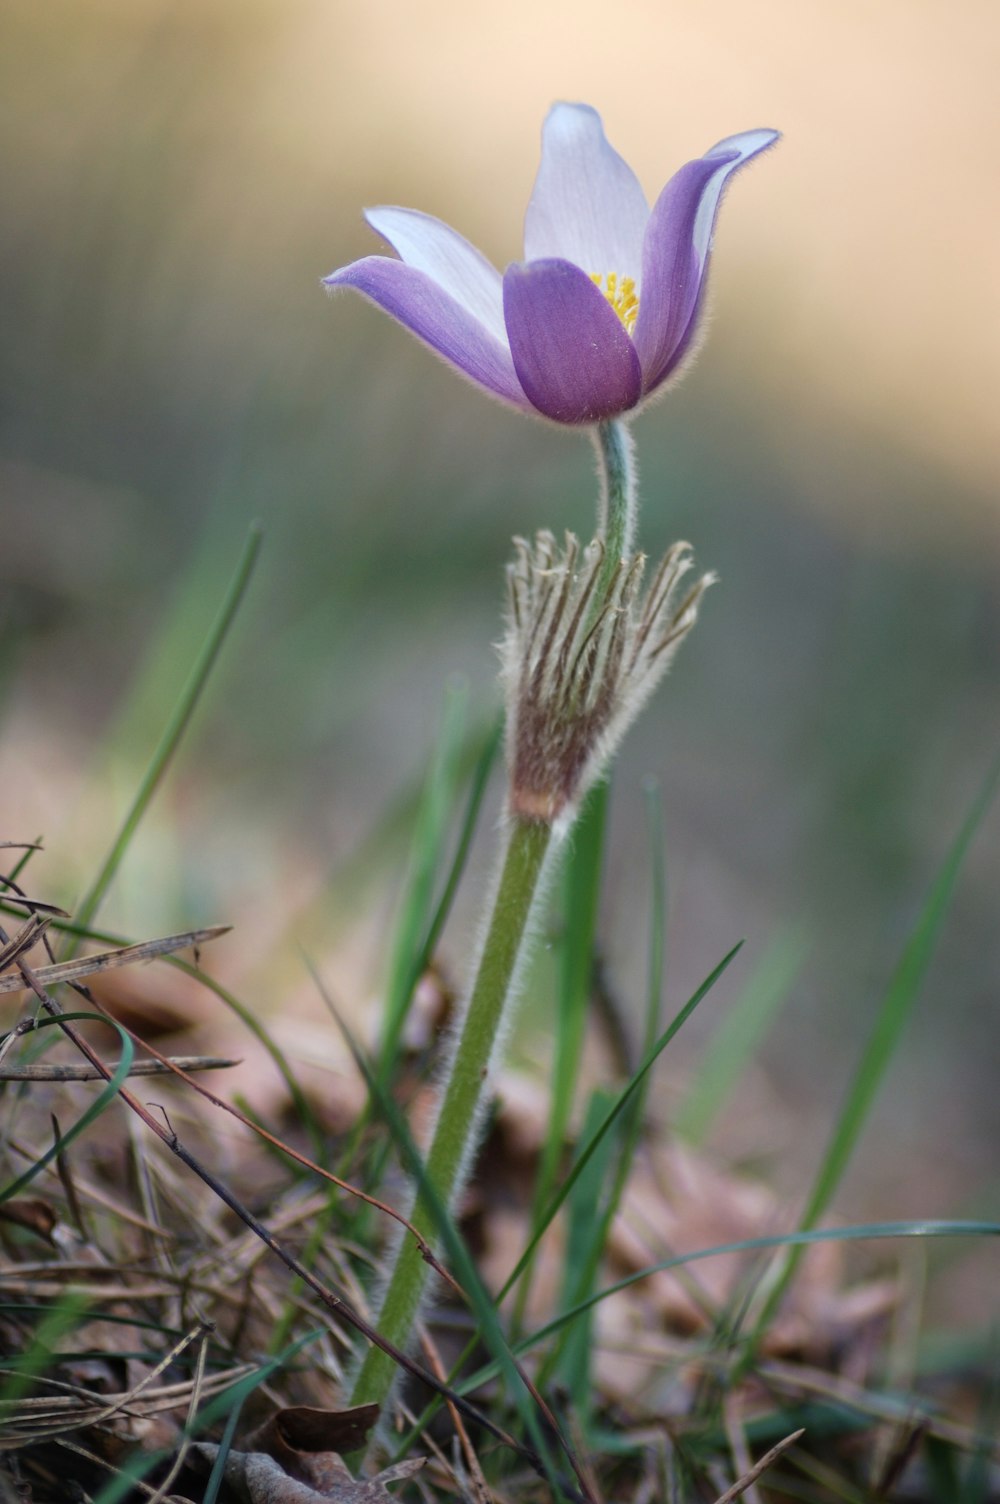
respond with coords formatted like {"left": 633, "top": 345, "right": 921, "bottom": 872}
{"left": 324, "top": 104, "right": 778, "bottom": 425}
{"left": 502, "top": 531, "right": 713, "bottom": 825}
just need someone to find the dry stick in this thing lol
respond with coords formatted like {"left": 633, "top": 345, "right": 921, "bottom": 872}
{"left": 0, "top": 925, "right": 232, "bottom": 995}
{"left": 0, "top": 930, "right": 587, "bottom": 1504}
{"left": 0, "top": 1017, "right": 37, "bottom": 1069}
{"left": 51, "top": 1440, "right": 165, "bottom": 1503}
{"left": 0, "top": 1057, "right": 237, "bottom": 1081}
{"left": 146, "top": 1324, "right": 212, "bottom": 1504}
{"left": 419, "top": 1328, "right": 493, "bottom": 1504}
{"left": 722, "top": 1395, "right": 763, "bottom": 1504}
{"left": 710, "top": 1429, "right": 805, "bottom": 1504}
{"left": 759, "top": 1355, "right": 1000, "bottom": 1462}
{"left": 0, "top": 915, "right": 51, "bottom": 972}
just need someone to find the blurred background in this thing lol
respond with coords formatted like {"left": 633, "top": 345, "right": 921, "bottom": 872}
{"left": 1, "top": 0, "right": 998, "bottom": 1311}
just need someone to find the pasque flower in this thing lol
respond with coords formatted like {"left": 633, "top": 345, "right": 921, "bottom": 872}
{"left": 324, "top": 104, "right": 778, "bottom": 424}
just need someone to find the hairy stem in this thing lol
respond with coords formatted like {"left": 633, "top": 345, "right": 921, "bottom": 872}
{"left": 353, "top": 424, "right": 638, "bottom": 1413}
{"left": 594, "top": 418, "right": 637, "bottom": 571}
{"left": 351, "top": 816, "right": 553, "bottom": 1409}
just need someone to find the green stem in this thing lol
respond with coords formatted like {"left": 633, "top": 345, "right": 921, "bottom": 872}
{"left": 350, "top": 815, "right": 553, "bottom": 1409}
{"left": 593, "top": 417, "right": 636, "bottom": 578}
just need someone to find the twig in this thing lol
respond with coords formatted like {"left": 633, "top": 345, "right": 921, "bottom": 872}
{"left": 760, "top": 1355, "right": 1000, "bottom": 1461}
{"left": 419, "top": 1328, "right": 493, "bottom": 1504}
{"left": 723, "top": 1394, "right": 763, "bottom": 1504}
{"left": 146, "top": 1324, "right": 212, "bottom": 1504}
{"left": 711, "top": 1429, "right": 804, "bottom": 1503}
{"left": 0, "top": 915, "right": 51, "bottom": 972}
{"left": 0, "top": 1056, "right": 238, "bottom": 1081}
{"left": 0, "top": 925, "right": 231, "bottom": 994}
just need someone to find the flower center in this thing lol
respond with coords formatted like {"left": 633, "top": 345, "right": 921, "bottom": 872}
{"left": 590, "top": 271, "right": 639, "bottom": 334}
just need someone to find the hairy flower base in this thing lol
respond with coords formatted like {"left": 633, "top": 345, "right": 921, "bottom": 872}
{"left": 502, "top": 530, "right": 713, "bottom": 826}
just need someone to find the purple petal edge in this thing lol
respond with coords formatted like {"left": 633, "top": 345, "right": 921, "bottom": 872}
{"left": 324, "top": 256, "right": 530, "bottom": 411}
{"left": 502, "top": 259, "right": 642, "bottom": 425}
{"left": 634, "top": 129, "right": 779, "bottom": 395}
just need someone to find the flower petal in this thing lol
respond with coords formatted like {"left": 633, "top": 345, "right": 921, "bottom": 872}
{"left": 324, "top": 256, "right": 530, "bottom": 410}
{"left": 502, "top": 258, "right": 642, "bottom": 424}
{"left": 633, "top": 129, "right": 779, "bottom": 394}
{"left": 523, "top": 103, "right": 648, "bottom": 284}
{"left": 364, "top": 206, "right": 507, "bottom": 344}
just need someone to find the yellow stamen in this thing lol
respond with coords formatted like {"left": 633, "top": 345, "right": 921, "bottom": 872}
{"left": 590, "top": 270, "right": 639, "bottom": 335}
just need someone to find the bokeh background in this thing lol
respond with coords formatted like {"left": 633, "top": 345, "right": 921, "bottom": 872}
{"left": 2, "top": 0, "right": 998, "bottom": 1311}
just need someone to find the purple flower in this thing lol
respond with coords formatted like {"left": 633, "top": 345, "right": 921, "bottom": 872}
{"left": 324, "top": 104, "right": 778, "bottom": 426}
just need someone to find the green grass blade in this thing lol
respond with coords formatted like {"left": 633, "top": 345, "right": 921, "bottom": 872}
{"left": 411, "top": 714, "right": 503, "bottom": 979}
{"left": 540, "top": 783, "right": 668, "bottom": 1400}
{"left": 674, "top": 925, "right": 806, "bottom": 1145}
{"left": 458, "top": 1219, "right": 1000, "bottom": 1394}
{"left": 1, "top": 841, "right": 42, "bottom": 889}
{"left": 547, "top": 1086, "right": 618, "bottom": 1407}
{"left": 376, "top": 677, "right": 469, "bottom": 1082}
{"left": 498, "top": 939, "right": 745, "bottom": 1305}
{"left": 0, "top": 1289, "right": 91, "bottom": 1408}
{"left": 201, "top": 1399, "right": 245, "bottom": 1504}
{"left": 639, "top": 777, "right": 667, "bottom": 1065}
{"left": 751, "top": 751, "right": 1000, "bottom": 1340}
{"left": 71, "top": 523, "right": 263, "bottom": 945}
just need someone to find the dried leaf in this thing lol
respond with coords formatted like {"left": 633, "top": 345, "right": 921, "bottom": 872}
{"left": 244, "top": 1404, "right": 381, "bottom": 1472}
{"left": 192, "top": 1443, "right": 424, "bottom": 1503}
{"left": 0, "top": 1197, "right": 57, "bottom": 1242}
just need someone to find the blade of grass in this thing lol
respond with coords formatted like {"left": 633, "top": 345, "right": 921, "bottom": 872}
{"left": 0, "top": 1289, "right": 92, "bottom": 1410}
{"left": 674, "top": 925, "right": 806, "bottom": 1145}
{"left": 498, "top": 939, "right": 745, "bottom": 1304}
{"left": 540, "top": 781, "right": 668, "bottom": 1398}
{"left": 263, "top": 714, "right": 501, "bottom": 980}
{"left": 375, "top": 676, "right": 470, "bottom": 1083}
{"left": 70, "top": 523, "right": 262, "bottom": 947}
{"left": 408, "top": 713, "right": 503, "bottom": 984}
{"left": 749, "top": 751, "right": 1000, "bottom": 1346}
{"left": 548, "top": 1085, "right": 619, "bottom": 1410}
{"left": 339, "top": 687, "right": 491, "bottom": 1193}
{"left": 1, "top": 841, "right": 42, "bottom": 890}
{"left": 458, "top": 1219, "right": 1000, "bottom": 1394}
